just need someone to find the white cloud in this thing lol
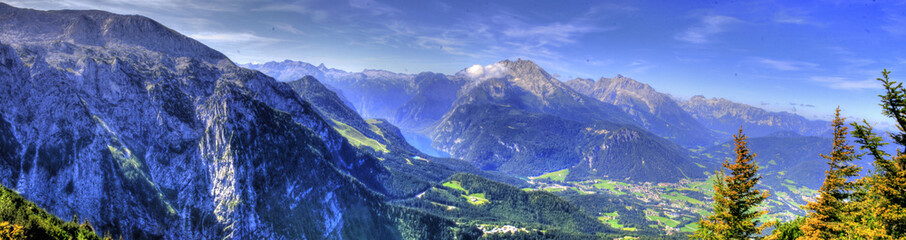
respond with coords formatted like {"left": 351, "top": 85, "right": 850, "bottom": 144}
{"left": 810, "top": 76, "right": 881, "bottom": 90}
{"left": 756, "top": 58, "right": 818, "bottom": 71}
{"left": 463, "top": 63, "right": 508, "bottom": 81}
{"left": 675, "top": 15, "right": 740, "bottom": 44}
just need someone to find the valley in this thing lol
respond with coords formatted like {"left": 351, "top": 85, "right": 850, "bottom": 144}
{"left": 0, "top": 1, "right": 895, "bottom": 239}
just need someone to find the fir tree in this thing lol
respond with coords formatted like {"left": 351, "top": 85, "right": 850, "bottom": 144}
{"left": 799, "top": 108, "right": 861, "bottom": 239}
{"left": 693, "top": 128, "right": 772, "bottom": 240}
{"left": 850, "top": 69, "right": 906, "bottom": 239}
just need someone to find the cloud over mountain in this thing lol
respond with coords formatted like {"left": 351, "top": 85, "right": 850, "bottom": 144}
{"left": 463, "top": 63, "right": 508, "bottom": 81}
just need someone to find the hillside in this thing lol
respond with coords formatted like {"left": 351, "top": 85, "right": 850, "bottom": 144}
{"left": 393, "top": 72, "right": 467, "bottom": 130}
{"left": 432, "top": 60, "right": 704, "bottom": 182}
{"left": 0, "top": 4, "right": 451, "bottom": 238}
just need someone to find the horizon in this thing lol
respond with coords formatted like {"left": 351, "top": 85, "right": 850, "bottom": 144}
{"left": 6, "top": 0, "right": 903, "bottom": 128}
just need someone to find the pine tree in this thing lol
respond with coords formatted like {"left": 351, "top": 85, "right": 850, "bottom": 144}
{"left": 799, "top": 108, "right": 861, "bottom": 240}
{"left": 693, "top": 128, "right": 772, "bottom": 240}
{"left": 850, "top": 69, "right": 906, "bottom": 239}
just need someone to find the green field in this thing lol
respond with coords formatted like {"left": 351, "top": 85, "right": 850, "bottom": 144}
{"left": 463, "top": 193, "right": 489, "bottom": 205}
{"left": 646, "top": 214, "right": 681, "bottom": 228}
{"left": 443, "top": 181, "right": 467, "bottom": 193}
{"left": 680, "top": 223, "right": 699, "bottom": 232}
{"left": 593, "top": 180, "right": 627, "bottom": 195}
{"left": 661, "top": 192, "right": 705, "bottom": 205}
{"left": 535, "top": 169, "right": 569, "bottom": 181}
{"left": 332, "top": 120, "right": 388, "bottom": 153}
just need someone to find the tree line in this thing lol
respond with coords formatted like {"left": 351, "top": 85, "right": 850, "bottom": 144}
{"left": 693, "top": 69, "right": 906, "bottom": 239}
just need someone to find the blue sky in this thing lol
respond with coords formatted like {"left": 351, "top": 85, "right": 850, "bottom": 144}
{"left": 7, "top": 0, "right": 906, "bottom": 127}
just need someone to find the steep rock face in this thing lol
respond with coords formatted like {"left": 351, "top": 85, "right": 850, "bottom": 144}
{"left": 566, "top": 76, "right": 718, "bottom": 148}
{"left": 680, "top": 95, "right": 830, "bottom": 137}
{"left": 432, "top": 60, "right": 703, "bottom": 181}
{"left": 491, "top": 59, "right": 632, "bottom": 124}
{"left": 393, "top": 72, "right": 466, "bottom": 130}
{"left": 0, "top": 4, "right": 413, "bottom": 239}
{"left": 286, "top": 76, "right": 380, "bottom": 142}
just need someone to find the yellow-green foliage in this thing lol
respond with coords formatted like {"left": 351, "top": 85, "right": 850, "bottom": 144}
{"left": 593, "top": 180, "right": 627, "bottom": 195}
{"left": 365, "top": 119, "right": 385, "bottom": 137}
{"left": 0, "top": 184, "right": 107, "bottom": 240}
{"left": 463, "top": 193, "right": 489, "bottom": 205}
{"left": 535, "top": 169, "right": 569, "bottom": 182}
{"left": 331, "top": 120, "right": 388, "bottom": 153}
{"left": 442, "top": 181, "right": 466, "bottom": 193}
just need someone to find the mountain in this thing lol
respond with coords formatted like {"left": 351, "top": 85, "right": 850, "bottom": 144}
{"left": 680, "top": 95, "right": 830, "bottom": 137}
{"left": 243, "top": 61, "right": 417, "bottom": 120}
{"left": 393, "top": 72, "right": 467, "bottom": 130}
{"left": 0, "top": 4, "right": 459, "bottom": 239}
{"left": 566, "top": 76, "right": 718, "bottom": 148}
{"left": 700, "top": 132, "right": 830, "bottom": 189}
{"left": 241, "top": 60, "right": 348, "bottom": 83}
{"left": 432, "top": 60, "right": 704, "bottom": 182}
{"left": 283, "top": 75, "right": 527, "bottom": 188}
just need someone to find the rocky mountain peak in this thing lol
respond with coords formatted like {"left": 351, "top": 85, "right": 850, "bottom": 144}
{"left": 498, "top": 58, "right": 553, "bottom": 81}
{"left": 0, "top": 3, "right": 228, "bottom": 64}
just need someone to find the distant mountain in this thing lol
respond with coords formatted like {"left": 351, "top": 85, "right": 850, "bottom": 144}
{"left": 393, "top": 72, "right": 467, "bottom": 130}
{"left": 566, "top": 76, "right": 718, "bottom": 148}
{"left": 284, "top": 75, "right": 526, "bottom": 188}
{"left": 0, "top": 4, "right": 458, "bottom": 239}
{"left": 241, "top": 60, "right": 349, "bottom": 83}
{"left": 244, "top": 61, "right": 418, "bottom": 120}
{"left": 680, "top": 95, "right": 830, "bottom": 137}
{"left": 432, "top": 60, "right": 703, "bottom": 182}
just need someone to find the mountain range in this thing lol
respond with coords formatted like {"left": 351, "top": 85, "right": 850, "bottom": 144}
{"left": 247, "top": 58, "right": 834, "bottom": 184}
{"left": 0, "top": 2, "right": 847, "bottom": 239}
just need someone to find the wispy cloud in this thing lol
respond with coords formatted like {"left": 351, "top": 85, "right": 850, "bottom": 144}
{"left": 625, "top": 59, "right": 654, "bottom": 74}
{"left": 773, "top": 9, "right": 821, "bottom": 26}
{"left": 349, "top": 0, "right": 401, "bottom": 16}
{"left": 253, "top": 2, "right": 329, "bottom": 22}
{"left": 675, "top": 15, "right": 740, "bottom": 44}
{"left": 755, "top": 58, "right": 818, "bottom": 71}
{"left": 810, "top": 76, "right": 881, "bottom": 90}
{"left": 502, "top": 22, "right": 611, "bottom": 46}
{"left": 188, "top": 32, "right": 281, "bottom": 44}
{"left": 882, "top": 13, "right": 906, "bottom": 36}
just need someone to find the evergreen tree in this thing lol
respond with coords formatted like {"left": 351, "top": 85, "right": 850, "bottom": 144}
{"left": 850, "top": 69, "right": 906, "bottom": 239}
{"left": 766, "top": 217, "right": 803, "bottom": 240}
{"left": 799, "top": 108, "right": 862, "bottom": 239}
{"left": 693, "top": 128, "right": 772, "bottom": 240}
